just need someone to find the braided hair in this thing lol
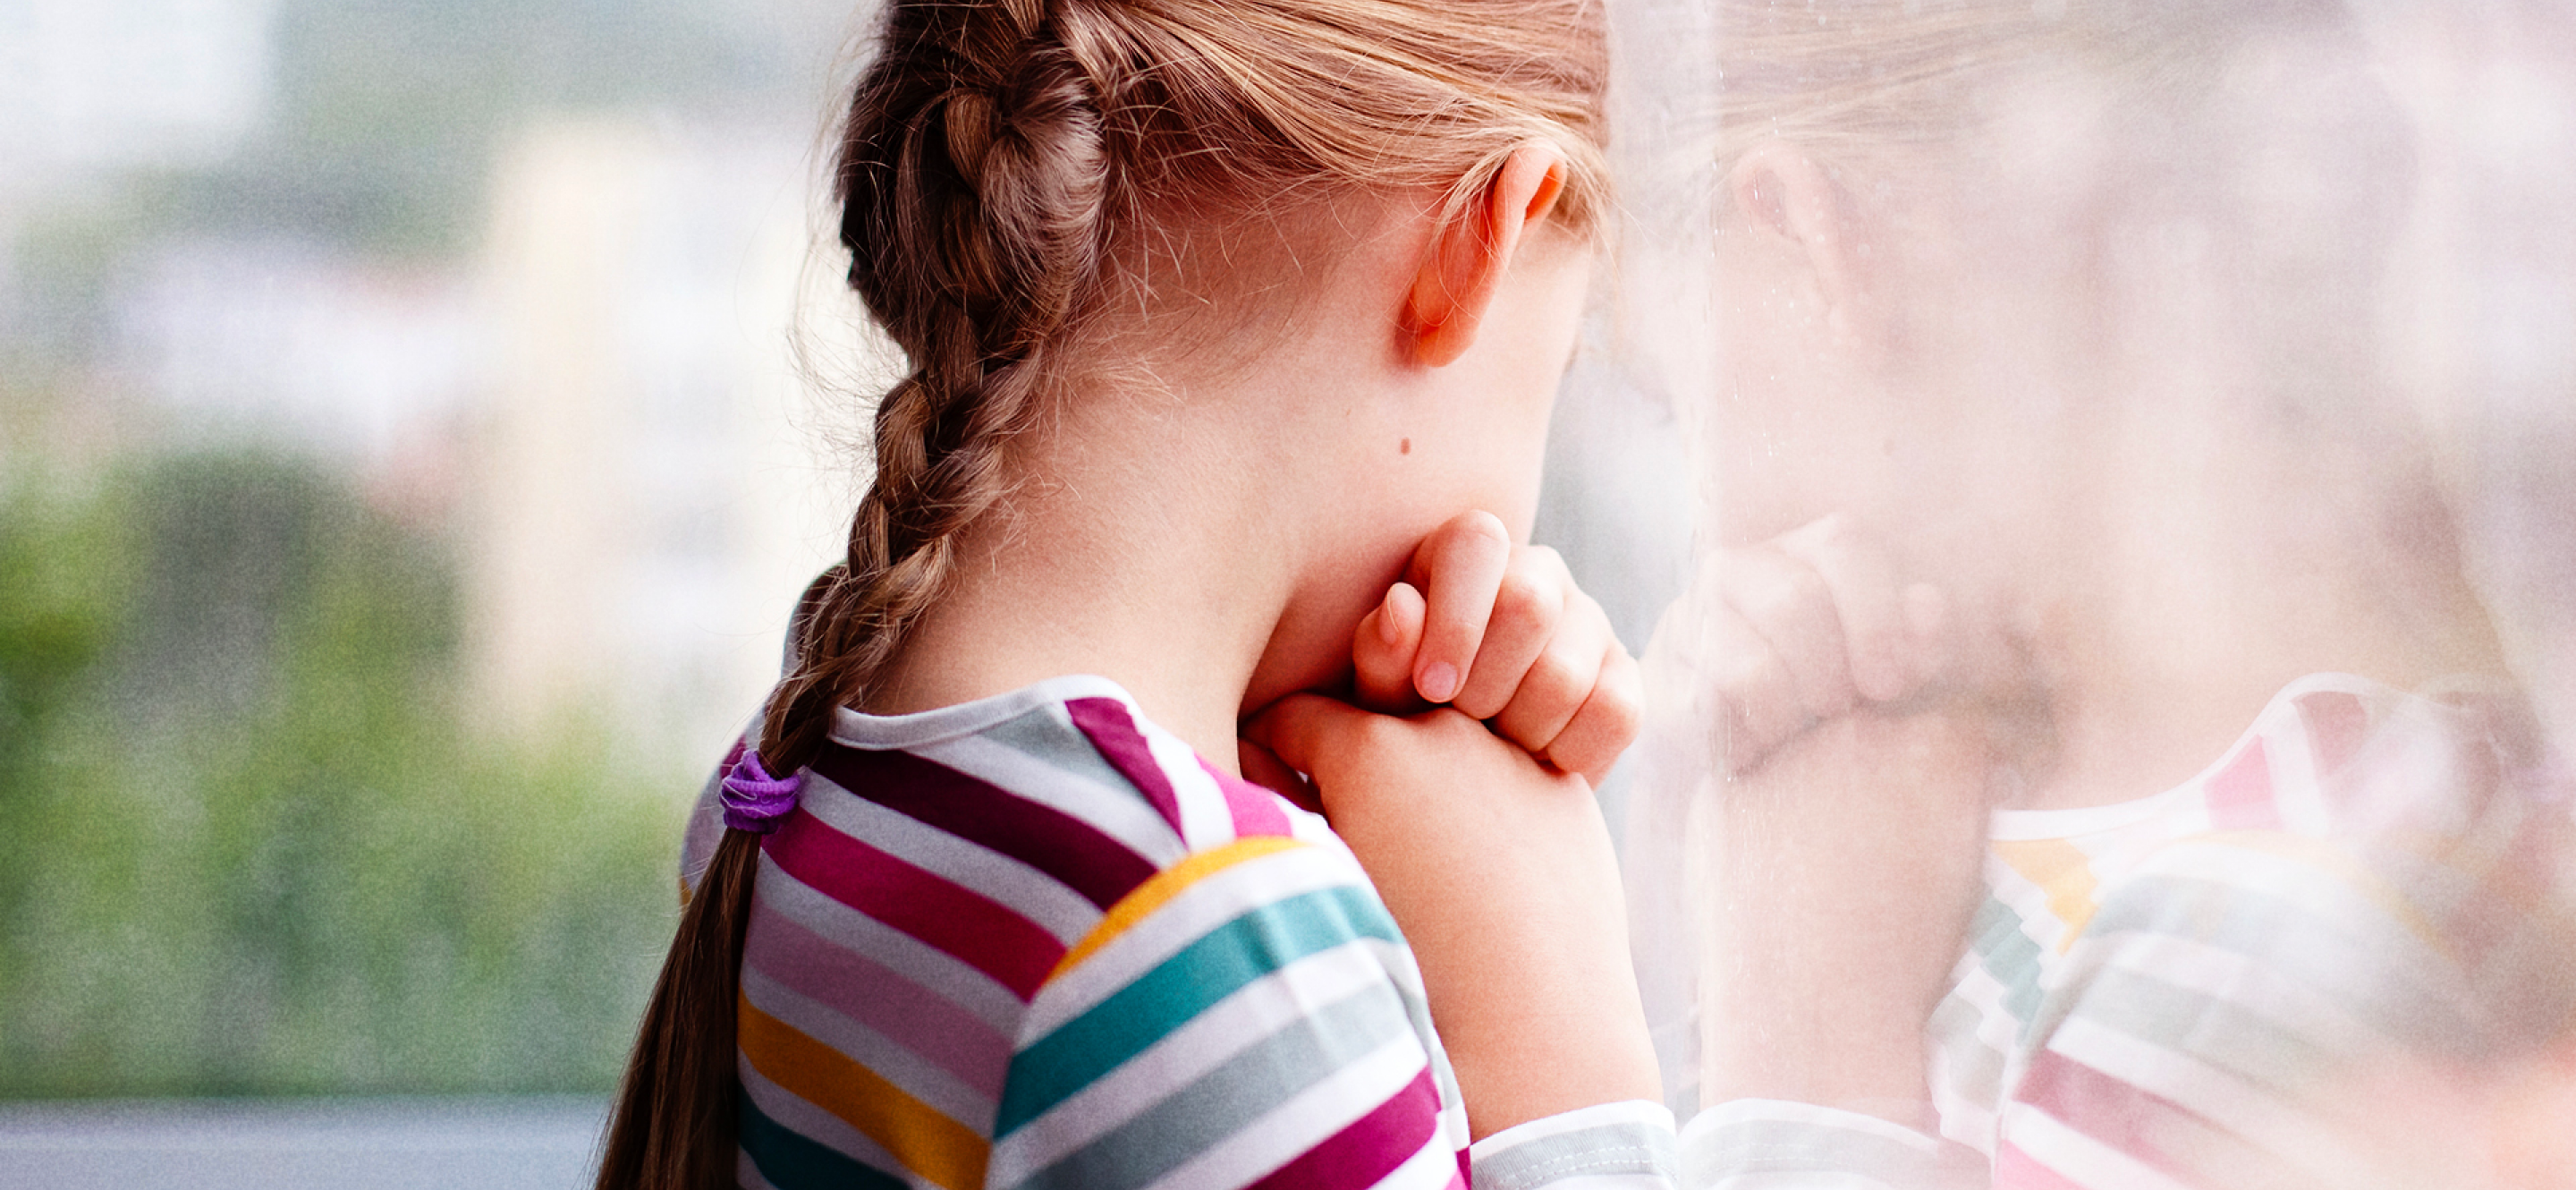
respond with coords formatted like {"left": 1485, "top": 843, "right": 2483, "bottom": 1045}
{"left": 599, "top": 0, "right": 1610, "bottom": 1184}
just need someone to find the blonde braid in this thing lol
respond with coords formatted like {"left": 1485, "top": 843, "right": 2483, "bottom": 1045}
{"left": 760, "top": 0, "right": 1112, "bottom": 771}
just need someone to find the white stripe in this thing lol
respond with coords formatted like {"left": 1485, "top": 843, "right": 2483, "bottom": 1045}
{"left": 1367, "top": 1133, "right": 1463, "bottom": 1190}
{"left": 741, "top": 963, "right": 995, "bottom": 1131}
{"left": 1134, "top": 1027, "right": 1435, "bottom": 1190}
{"left": 737, "top": 1057, "right": 936, "bottom": 1190}
{"left": 757, "top": 853, "right": 1023, "bottom": 1034}
{"left": 736, "top": 1148, "right": 783, "bottom": 1190}
{"left": 919, "top": 732, "right": 1188, "bottom": 865}
{"left": 796, "top": 775, "right": 1101, "bottom": 948}
{"left": 993, "top": 941, "right": 1409, "bottom": 1177}
{"left": 1998, "top": 1102, "right": 2194, "bottom": 1190}
{"left": 1134, "top": 713, "right": 1238, "bottom": 852}
{"left": 1021, "top": 843, "right": 1369, "bottom": 1036}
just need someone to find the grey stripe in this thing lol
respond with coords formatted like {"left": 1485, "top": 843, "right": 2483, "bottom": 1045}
{"left": 2063, "top": 964, "right": 2347, "bottom": 1099}
{"left": 1682, "top": 1118, "right": 1965, "bottom": 1188}
{"left": 2064, "top": 872, "right": 2466, "bottom": 1051}
{"left": 1477, "top": 1120, "right": 1678, "bottom": 1190}
{"left": 1004, "top": 981, "right": 1415, "bottom": 1190}
{"left": 984, "top": 705, "right": 1137, "bottom": 796}
{"left": 1927, "top": 991, "right": 2005, "bottom": 1111}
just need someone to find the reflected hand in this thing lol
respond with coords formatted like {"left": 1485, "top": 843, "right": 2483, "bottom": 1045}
{"left": 1664, "top": 514, "right": 1957, "bottom": 777}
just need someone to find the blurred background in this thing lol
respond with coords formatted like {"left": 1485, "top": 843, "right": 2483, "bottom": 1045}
{"left": 0, "top": 0, "right": 910, "bottom": 1180}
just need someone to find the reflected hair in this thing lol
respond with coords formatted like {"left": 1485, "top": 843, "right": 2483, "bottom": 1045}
{"left": 596, "top": 0, "right": 1609, "bottom": 1185}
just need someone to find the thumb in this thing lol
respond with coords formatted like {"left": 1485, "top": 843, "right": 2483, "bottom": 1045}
{"left": 1243, "top": 692, "right": 1376, "bottom": 786}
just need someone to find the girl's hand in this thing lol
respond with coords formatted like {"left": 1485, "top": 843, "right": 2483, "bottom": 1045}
{"left": 1349, "top": 510, "right": 1641, "bottom": 786}
{"left": 1663, "top": 514, "right": 1955, "bottom": 777}
{"left": 1245, "top": 695, "right": 1662, "bottom": 1140}
{"left": 1650, "top": 513, "right": 2007, "bottom": 1126}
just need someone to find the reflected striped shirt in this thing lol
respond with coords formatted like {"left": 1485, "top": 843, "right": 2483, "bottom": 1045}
{"left": 685, "top": 675, "right": 1680, "bottom": 1190}
{"left": 1656, "top": 674, "right": 2576, "bottom": 1189}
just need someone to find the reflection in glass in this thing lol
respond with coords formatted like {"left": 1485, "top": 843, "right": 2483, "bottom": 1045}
{"left": 1609, "top": 3, "right": 2576, "bottom": 1186}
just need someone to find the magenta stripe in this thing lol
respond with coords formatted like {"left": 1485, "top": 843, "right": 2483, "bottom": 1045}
{"left": 809, "top": 744, "right": 1157, "bottom": 910}
{"left": 1200, "top": 758, "right": 1292, "bottom": 838}
{"left": 1242, "top": 1067, "right": 1442, "bottom": 1190}
{"left": 761, "top": 809, "right": 1063, "bottom": 999}
{"left": 1065, "top": 697, "right": 1186, "bottom": 837}
{"left": 2203, "top": 737, "right": 2279, "bottom": 830}
{"left": 741, "top": 897, "right": 1010, "bottom": 1098}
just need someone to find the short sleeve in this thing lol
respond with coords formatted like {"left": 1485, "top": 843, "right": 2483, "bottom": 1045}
{"left": 982, "top": 836, "right": 1472, "bottom": 1190}
{"left": 1679, "top": 1100, "right": 1983, "bottom": 1190}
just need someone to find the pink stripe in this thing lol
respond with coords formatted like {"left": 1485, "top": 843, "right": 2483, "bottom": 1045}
{"left": 1993, "top": 1141, "right": 2088, "bottom": 1190}
{"left": 1202, "top": 758, "right": 1292, "bottom": 838}
{"left": 2011, "top": 1049, "right": 2200, "bottom": 1184}
{"left": 2294, "top": 691, "right": 2370, "bottom": 779}
{"left": 761, "top": 808, "right": 1063, "bottom": 999}
{"left": 1242, "top": 1067, "right": 1442, "bottom": 1190}
{"left": 2203, "top": 737, "right": 2279, "bottom": 829}
{"left": 741, "top": 898, "right": 1010, "bottom": 1098}
{"left": 1066, "top": 697, "right": 1186, "bottom": 836}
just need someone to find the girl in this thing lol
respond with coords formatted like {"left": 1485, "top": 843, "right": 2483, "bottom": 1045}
{"left": 1621, "top": 0, "right": 2576, "bottom": 1186}
{"left": 594, "top": 0, "right": 1675, "bottom": 1186}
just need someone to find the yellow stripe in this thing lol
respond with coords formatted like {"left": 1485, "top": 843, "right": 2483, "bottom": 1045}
{"left": 1994, "top": 838, "right": 2101, "bottom": 952}
{"left": 738, "top": 994, "right": 989, "bottom": 1190}
{"left": 1050, "top": 835, "right": 1311, "bottom": 980}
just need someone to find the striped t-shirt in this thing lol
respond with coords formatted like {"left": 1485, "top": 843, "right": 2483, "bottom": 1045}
{"left": 683, "top": 675, "right": 1682, "bottom": 1190}
{"left": 1632, "top": 673, "right": 2576, "bottom": 1188}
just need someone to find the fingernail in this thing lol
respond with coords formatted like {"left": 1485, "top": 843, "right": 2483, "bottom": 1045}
{"left": 1418, "top": 661, "right": 1458, "bottom": 703}
{"left": 1377, "top": 593, "right": 1404, "bottom": 645}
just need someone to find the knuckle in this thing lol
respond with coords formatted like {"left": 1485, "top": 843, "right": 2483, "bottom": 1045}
{"left": 1491, "top": 570, "right": 1558, "bottom": 627}
{"left": 1523, "top": 647, "right": 1585, "bottom": 700}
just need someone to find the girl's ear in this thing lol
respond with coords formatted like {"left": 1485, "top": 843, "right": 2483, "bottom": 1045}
{"left": 1726, "top": 140, "right": 1885, "bottom": 350}
{"left": 1403, "top": 146, "right": 1569, "bottom": 368}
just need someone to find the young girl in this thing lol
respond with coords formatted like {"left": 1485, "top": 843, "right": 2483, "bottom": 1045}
{"left": 593, "top": 1, "right": 1676, "bottom": 1187}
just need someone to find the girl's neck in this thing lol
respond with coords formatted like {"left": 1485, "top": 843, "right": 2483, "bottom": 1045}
{"left": 863, "top": 404, "right": 1301, "bottom": 775}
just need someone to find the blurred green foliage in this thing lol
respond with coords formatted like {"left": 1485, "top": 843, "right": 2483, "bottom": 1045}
{"left": 0, "top": 449, "right": 688, "bottom": 1097}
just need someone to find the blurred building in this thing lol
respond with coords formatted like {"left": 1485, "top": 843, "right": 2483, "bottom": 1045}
{"left": 0, "top": 0, "right": 275, "bottom": 200}
{"left": 467, "top": 116, "right": 894, "bottom": 761}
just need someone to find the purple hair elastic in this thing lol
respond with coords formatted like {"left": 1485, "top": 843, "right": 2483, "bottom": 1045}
{"left": 720, "top": 747, "right": 802, "bottom": 835}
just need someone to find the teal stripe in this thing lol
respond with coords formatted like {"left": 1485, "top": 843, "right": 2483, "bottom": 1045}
{"left": 739, "top": 1092, "right": 909, "bottom": 1190}
{"left": 996, "top": 883, "right": 1399, "bottom": 1136}
{"left": 1004, "top": 982, "right": 1414, "bottom": 1190}
{"left": 1966, "top": 895, "right": 2046, "bottom": 1034}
